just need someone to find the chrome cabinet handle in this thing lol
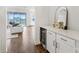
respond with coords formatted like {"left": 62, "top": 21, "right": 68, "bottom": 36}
{"left": 56, "top": 42, "right": 60, "bottom": 49}
{"left": 60, "top": 38, "right": 67, "bottom": 41}
{"left": 56, "top": 42, "right": 57, "bottom": 48}
{"left": 53, "top": 40, "right": 56, "bottom": 47}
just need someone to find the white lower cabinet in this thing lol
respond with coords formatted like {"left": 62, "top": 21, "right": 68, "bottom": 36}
{"left": 56, "top": 35, "right": 75, "bottom": 53}
{"left": 46, "top": 30, "right": 76, "bottom": 53}
{"left": 75, "top": 40, "right": 79, "bottom": 53}
{"left": 56, "top": 41, "right": 75, "bottom": 53}
{"left": 46, "top": 31, "right": 56, "bottom": 53}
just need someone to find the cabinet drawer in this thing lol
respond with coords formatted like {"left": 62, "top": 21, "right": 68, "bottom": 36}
{"left": 57, "top": 34, "right": 75, "bottom": 47}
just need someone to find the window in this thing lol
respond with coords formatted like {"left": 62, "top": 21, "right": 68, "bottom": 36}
{"left": 8, "top": 12, "right": 26, "bottom": 27}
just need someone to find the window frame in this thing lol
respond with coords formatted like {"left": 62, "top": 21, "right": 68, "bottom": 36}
{"left": 7, "top": 12, "right": 27, "bottom": 27}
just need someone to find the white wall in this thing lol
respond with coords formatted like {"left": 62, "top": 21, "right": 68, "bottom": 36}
{"left": 26, "top": 7, "right": 36, "bottom": 26}
{"left": 0, "top": 7, "right": 6, "bottom": 52}
{"left": 49, "top": 6, "right": 79, "bottom": 31}
{"left": 35, "top": 6, "right": 49, "bottom": 44}
{"left": 35, "top": 7, "right": 49, "bottom": 26}
{"left": 67, "top": 6, "right": 79, "bottom": 31}
{"left": 48, "top": 6, "right": 57, "bottom": 26}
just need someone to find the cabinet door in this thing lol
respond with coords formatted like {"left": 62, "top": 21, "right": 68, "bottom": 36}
{"left": 75, "top": 40, "right": 79, "bottom": 53}
{"left": 56, "top": 35, "right": 75, "bottom": 53}
{"left": 56, "top": 42, "right": 75, "bottom": 53}
{"left": 46, "top": 31, "right": 55, "bottom": 53}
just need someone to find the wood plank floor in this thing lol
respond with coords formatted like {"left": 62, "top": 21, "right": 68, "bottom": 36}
{"left": 6, "top": 27, "right": 48, "bottom": 53}
{"left": 35, "top": 44, "right": 49, "bottom": 53}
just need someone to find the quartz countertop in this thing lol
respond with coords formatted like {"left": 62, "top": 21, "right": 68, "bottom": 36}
{"left": 40, "top": 26, "right": 79, "bottom": 41}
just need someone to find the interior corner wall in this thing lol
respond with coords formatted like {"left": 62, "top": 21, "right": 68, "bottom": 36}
{"left": 35, "top": 6, "right": 50, "bottom": 45}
